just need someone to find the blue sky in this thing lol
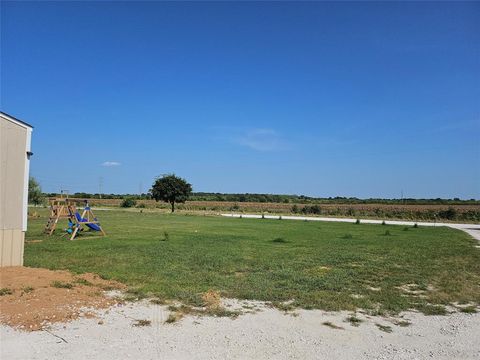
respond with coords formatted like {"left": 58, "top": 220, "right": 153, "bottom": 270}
{"left": 2, "top": 1, "right": 479, "bottom": 198}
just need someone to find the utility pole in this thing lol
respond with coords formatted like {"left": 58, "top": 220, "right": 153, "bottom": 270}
{"left": 99, "top": 177, "right": 104, "bottom": 199}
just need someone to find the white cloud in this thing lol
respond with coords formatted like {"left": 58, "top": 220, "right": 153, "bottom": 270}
{"left": 101, "top": 161, "right": 121, "bottom": 167}
{"left": 236, "top": 128, "right": 285, "bottom": 152}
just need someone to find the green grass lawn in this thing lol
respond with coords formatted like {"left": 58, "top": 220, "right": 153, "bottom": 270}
{"left": 24, "top": 209, "right": 480, "bottom": 314}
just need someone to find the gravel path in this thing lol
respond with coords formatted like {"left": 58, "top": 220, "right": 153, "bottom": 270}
{"left": 221, "top": 214, "right": 480, "bottom": 242}
{"left": 1, "top": 300, "right": 479, "bottom": 360}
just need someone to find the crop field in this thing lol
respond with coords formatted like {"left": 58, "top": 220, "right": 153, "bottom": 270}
{"left": 62, "top": 198, "right": 480, "bottom": 222}
{"left": 24, "top": 209, "right": 480, "bottom": 315}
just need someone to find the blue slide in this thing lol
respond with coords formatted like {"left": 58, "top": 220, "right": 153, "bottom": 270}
{"left": 74, "top": 212, "right": 101, "bottom": 231}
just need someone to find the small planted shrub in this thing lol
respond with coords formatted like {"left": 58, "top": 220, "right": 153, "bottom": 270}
{"left": 279, "top": 215, "right": 282, "bottom": 220}
{"left": 355, "top": 219, "right": 361, "bottom": 225}
{"left": 261, "top": 214, "right": 265, "bottom": 219}
{"left": 413, "top": 223, "right": 418, "bottom": 228}
{"left": 381, "top": 221, "right": 386, "bottom": 226}
{"left": 121, "top": 198, "right": 137, "bottom": 208}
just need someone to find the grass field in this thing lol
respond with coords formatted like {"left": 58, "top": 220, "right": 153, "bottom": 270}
{"left": 24, "top": 209, "right": 480, "bottom": 315}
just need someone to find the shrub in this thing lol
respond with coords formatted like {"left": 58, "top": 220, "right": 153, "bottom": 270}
{"left": 381, "top": 221, "right": 386, "bottom": 225}
{"left": 384, "top": 230, "right": 391, "bottom": 236}
{"left": 136, "top": 203, "right": 146, "bottom": 208}
{"left": 355, "top": 219, "right": 361, "bottom": 225}
{"left": 121, "top": 198, "right": 137, "bottom": 208}
{"left": 438, "top": 207, "right": 457, "bottom": 220}
{"left": 291, "top": 205, "right": 299, "bottom": 213}
{"left": 310, "top": 205, "right": 321, "bottom": 215}
{"left": 229, "top": 203, "right": 240, "bottom": 211}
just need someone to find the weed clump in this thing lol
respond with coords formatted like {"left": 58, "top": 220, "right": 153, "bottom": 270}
{"left": 459, "top": 306, "right": 477, "bottom": 314}
{"left": 376, "top": 323, "right": 393, "bottom": 333}
{"left": 342, "top": 234, "right": 353, "bottom": 239}
{"left": 322, "top": 321, "right": 344, "bottom": 330}
{"left": 22, "top": 286, "right": 34, "bottom": 294}
{"left": 394, "top": 320, "right": 411, "bottom": 327}
{"left": 417, "top": 304, "right": 447, "bottom": 315}
{"left": 384, "top": 230, "right": 391, "bottom": 236}
{"left": 165, "top": 313, "right": 182, "bottom": 324}
{"left": 355, "top": 219, "right": 361, "bottom": 225}
{"left": 0, "top": 288, "right": 13, "bottom": 296}
{"left": 132, "top": 319, "right": 151, "bottom": 327}
{"left": 161, "top": 231, "right": 169, "bottom": 241}
{"left": 271, "top": 237, "right": 288, "bottom": 244}
{"left": 74, "top": 278, "right": 93, "bottom": 286}
{"left": 346, "top": 314, "right": 363, "bottom": 326}
{"left": 51, "top": 281, "right": 73, "bottom": 289}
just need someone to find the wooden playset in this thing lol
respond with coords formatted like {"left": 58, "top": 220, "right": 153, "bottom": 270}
{"left": 44, "top": 198, "right": 106, "bottom": 240}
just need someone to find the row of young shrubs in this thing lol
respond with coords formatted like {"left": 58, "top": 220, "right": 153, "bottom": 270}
{"left": 291, "top": 205, "right": 479, "bottom": 221}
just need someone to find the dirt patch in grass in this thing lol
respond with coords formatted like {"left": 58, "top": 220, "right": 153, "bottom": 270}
{"left": 0, "top": 267, "right": 125, "bottom": 331}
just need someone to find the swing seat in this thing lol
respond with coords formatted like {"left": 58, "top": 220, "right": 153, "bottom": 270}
{"left": 74, "top": 212, "right": 102, "bottom": 231}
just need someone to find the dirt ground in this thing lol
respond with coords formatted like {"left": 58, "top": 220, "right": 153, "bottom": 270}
{"left": 0, "top": 267, "right": 124, "bottom": 331}
{"left": 1, "top": 299, "right": 479, "bottom": 360}
{"left": 1, "top": 267, "right": 479, "bottom": 359}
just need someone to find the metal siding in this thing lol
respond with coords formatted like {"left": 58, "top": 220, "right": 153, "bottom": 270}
{"left": 0, "top": 117, "right": 28, "bottom": 229}
{"left": 0, "top": 230, "right": 24, "bottom": 266}
{"left": 0, "top": 115, "right": 29, "bottom": 267}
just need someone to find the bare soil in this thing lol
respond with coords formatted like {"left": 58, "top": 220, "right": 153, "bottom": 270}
{"left": 0, "top": 267, "right": 125, "bottom": 331}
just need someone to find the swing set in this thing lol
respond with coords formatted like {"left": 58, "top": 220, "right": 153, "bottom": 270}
{"left": 44, "top": 198, "right": 106, "bottom": 240}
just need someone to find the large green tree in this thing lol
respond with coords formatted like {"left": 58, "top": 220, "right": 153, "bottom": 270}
{"left": 28, "top": 176, "right": 44, "bottom": 206}
{"left": 150, "top": 174, "right": 192, "bottom": 212}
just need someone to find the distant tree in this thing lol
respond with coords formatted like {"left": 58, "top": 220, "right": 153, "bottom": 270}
{"left": 150, "top": 174, "right": 192, "bottom": 212}
{"left": 28, "top": 177, "right": 44, "bottom": 206}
